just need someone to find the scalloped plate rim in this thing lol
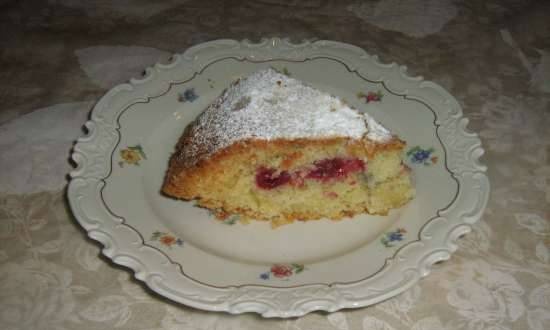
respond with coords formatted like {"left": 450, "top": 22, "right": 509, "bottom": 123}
{"left": 67, "top": 38, "right": 489, "bottom": 318}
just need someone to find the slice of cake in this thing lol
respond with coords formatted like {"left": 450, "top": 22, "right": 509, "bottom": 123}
{"left": 162, "top": 68, "right": 414, "bottom": 227}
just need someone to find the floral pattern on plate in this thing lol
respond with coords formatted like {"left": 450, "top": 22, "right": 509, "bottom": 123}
{"left": 407, "top": 146, "right": 438, "bottom": 166}
{"left": 178, "top": 88, "right": 198, "bottom": 102}
{"left": 118, "top": 145, "right": 146, "bottom": 167}
{"left": 150, "top": 231, "right": 184, "bottom": 248}
{"left": 357, "top": 90, "right": 384, "bottom": 103}
{"left": 381, "top": 228, "right": 407, "bottom": 247}
{"left": 271, "top": 66, "right": 291, "bottom": 76}
{"left": 260, "top": 264, "right": 305, "bottom": 280}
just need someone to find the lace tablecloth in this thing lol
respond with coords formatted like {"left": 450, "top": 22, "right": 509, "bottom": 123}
{"left": 1, "top": 1, "right": 549, "bottom": 329}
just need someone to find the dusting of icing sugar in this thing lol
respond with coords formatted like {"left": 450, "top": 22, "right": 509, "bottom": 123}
{"left": 179, "top": 68, "right": 392, "bottom": 167}
{"left": 365, "top": 115, "right": 391, "bottom": 141}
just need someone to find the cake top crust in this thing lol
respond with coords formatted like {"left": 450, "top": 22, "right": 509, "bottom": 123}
{"left": 176, "top": 68, "right": 393, "bottom": 167}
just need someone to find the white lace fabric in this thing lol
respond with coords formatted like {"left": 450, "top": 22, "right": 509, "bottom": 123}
{"left": 1, "top": 0, "right": 550, "bottom": 328}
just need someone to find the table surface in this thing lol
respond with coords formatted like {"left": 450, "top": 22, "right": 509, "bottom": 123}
{"left": 1, "top": 1, "right": 550, "bottom": 329}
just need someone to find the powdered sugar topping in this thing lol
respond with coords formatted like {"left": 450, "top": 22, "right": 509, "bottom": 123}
{"left": 179, "top": 68, "right": 392, "bottom": 166}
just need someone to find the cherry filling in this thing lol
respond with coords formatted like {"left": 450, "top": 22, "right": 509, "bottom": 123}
{"left": 306, "top": 158, "right": 365, "bottom": 182}
{"left": 255, "top": 167, "right": 291, "bottom": 189}
{"left": 255, "top": 158, "right": 365, "bottom": 190}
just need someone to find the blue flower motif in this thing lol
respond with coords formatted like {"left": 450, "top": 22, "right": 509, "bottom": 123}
{"left": 412, "top": 150, "right": 431, "bottom": 163}
{"left": 381, "top": 228, "right": 407, "bottom": 247}
{"left": 260, "top": 272, "right": 270, "bottom": 280}
{"left": 179, "top": 88, "right": 198, "bottom": 102}
{"left": 407, "top": 146, "right": 437, "bottom": 166}
{"left": 176, "top": 238, "right": 184, "bottom": 246}
{"left": 388, "top": 232, "right": 404, "bottom": 241}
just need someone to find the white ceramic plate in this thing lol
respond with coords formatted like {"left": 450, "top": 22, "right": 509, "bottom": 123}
{"left": 68, "top": 38, "right": 489, "bottom": 318}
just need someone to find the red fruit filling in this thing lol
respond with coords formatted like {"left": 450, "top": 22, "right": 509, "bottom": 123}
{"left": 255, "top": 167, "right": 291, "bottom": 189}
{"left": 255, "top": 158, "right": 365, "bottom": 190}
{"left": 306, "top": 158, "right": 365, "bottom": 182}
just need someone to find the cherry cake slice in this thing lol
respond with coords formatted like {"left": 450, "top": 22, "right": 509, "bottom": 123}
{"left": 162, "top": 68, "right": 414, "bottom": 227}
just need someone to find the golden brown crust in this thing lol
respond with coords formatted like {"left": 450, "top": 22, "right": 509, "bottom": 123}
{"left": 161, "top": 129, "right": 413, "bottom": 228}
{"left": 162, "top": 135, "right": 405, "bottom": 200}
